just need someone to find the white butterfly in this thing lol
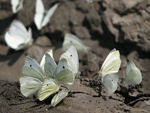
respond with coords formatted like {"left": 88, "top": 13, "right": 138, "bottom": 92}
{"left": 4, "top": 20, "right": 33, "bottom": 51}
{"left": 125, "top": 61, "right": 142, "bottom": 85}
{"left": 98, "top": 48, "right": 121, "bottom": 77}
{"left": 60, "top": 46, "right": 80, "bottom": 76}
{"left": 63, "top": 33, "right": 90, "bottom": 54}
{"left": 11, "top": 0, "right": 23, "bottom": 13}
{"left": 51, "top": 90, "right": 69, "bottom": 107}
{"left": 102, "top": 74, "right": 118, "bottom": 94}
{"left": 98, "top": 48, "right": 121, "bottom": 94}
{"left": 34, "top": 0, "right": 59, "bottom": 30}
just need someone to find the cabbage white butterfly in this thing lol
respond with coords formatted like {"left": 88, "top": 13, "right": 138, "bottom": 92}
{"left": 11, "top": 0, "right": 23, "bottom": 13}
{"left": 4, "top": 20, "right": 33, "bottom": 51}
{"left": 102, "top": 74, "right": 118, "bottom": 94}
{"left": 60, "top": 46, "right": 80, "bottom": 76}
{"left": 20, "top": 55, "right": 44, "bottom": 97}
{"left": 63, "top": 33, "right": 90, "bottom": 54}
{"left": 38, "top": 78, "right": 59, "bottom": 101}
{"left": 125, "top": 61, "right": 142, "bottom": 85}
{"left": 51, "top": 90, "right": 69, "bottom": 107}
{"left": 98, "top": 48, "right": 121, "bottom": 77}
{"left": 34, "top": 0, "right": 58, "bottom": 30}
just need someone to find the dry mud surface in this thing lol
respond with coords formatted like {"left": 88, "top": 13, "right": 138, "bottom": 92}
{"left": 0, "top": 0, "right": 150, "bottom": 113}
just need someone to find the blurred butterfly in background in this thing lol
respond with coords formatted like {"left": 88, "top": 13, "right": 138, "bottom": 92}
{"left": 125, "top": 60, "right": 142, "bottom": 85}
{"left": 5, "top": 20, "right": 33, "bottom": 51}
{"left": 34, "top": 0, "right": 59, "bottom": 30}
{"left": 98, "top": 48, "right": 121, "bottom": 94}
{"left": 11, "top": 0, "right": 23, "bottom": 13}
{"left": 63, "top": 33, "right": 90, "bottom": 54}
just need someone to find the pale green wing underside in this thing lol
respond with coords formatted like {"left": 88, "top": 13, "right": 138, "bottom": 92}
{"left": 19, "top": 77, "right": 43, "bottom": 97}
{"left": 102, "top": 74, "right": 118, "bottom": 94}
{"left": 24, "top": 55, "right": 44, "bottom": 75}
{"left": 54, "top": 69, "right": 74, "bottom": 86}
{"left": 54, "top": 58, "right": 74, "bottom": 86}
{"left": 44, "top": 53, "right": 57, "bottom": 78}
{"left": 22, "top": 66, "right": 44, "bottom": 81}
{"left": 60, "top": 46, "right": 79, "bottom": 75}
{"left": 125, "top": 61, "right": 142, "bottom": 85}
{"left": 51, "top": 90, "right": 69, "bottom": 107}
{"left": 38, "top": 78, "right": 59, "bottom": 101}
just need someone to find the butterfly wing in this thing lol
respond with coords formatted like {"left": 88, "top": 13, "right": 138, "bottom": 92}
{"left": 54, "top": 58, "right": 74, "bottom": 86}
{"left": 102, "top": 74, "right": 118, "bottom": 94}
{"left": 20, "top": 77, "right": 43, "bottom": 97}
{"left": 34, "top": 0, "right": 45, "bottom": 30}
{"left": 38, "top": 78, "right": 59, "bottom": 101}
{"left": 24, "top": 55, "right": 44, "bottom": 79}
{"left": 63, "top": 33, "right": 90, "bottom": 54}
{"left": 41, "top": 3, "right": 59, "bottom": 28}
{"left": 125, "top": 61, "right": 142, "bottom": 85}
{"left": 40, "top": 49, "right": 54, "bottom": 69}
{"left": 60, "top": 46, "right": 79, "bottom": 75}
{"left": 11, "top": 0, "right": 23, "bottom": 13}
{"left": 99, "top": 49, "right": 121, "bottom": 77}
{"left": 44, "top": 53, "right": 57, "bottom": 78}
{"left": 51, "top": 90, "right": 69, "bottom": 107}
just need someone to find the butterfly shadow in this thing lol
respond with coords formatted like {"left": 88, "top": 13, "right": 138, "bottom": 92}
{"left": 0, "top": 14, "right": 17, "bottom": 34}
{"left": 0, "top": 48, "right": 24, "bottom": 66}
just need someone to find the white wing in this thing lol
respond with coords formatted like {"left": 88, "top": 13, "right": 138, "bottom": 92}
{"left": 63, "top": 33, "right": 86, "bottom": 47}
{"left": 63, "top": 33, "right": 90, "bottom": 54}
{"left": 34, "top": 0, "right": 45, "bottom": 30}
{"left": 51, "top": 90, "right": 69, "bottom": 107}
{"left": 20, "top": 77, "right": 43, "bottom": 97}
{"left": 60, "top": 46, "right": 79, "bottom": 75}
{"left": 43, "top": 52, "right": 57, "bottom": 78}
{"left": 24, "top": 55, "right": 44, "bottom": 76}
{"left": 38, "top": 78, "right": 59, "bottom": 101}
{"left": 54, "top": 58, "right": 74, "bottom": 86}
{"left": 11, "top": 0, "right": 23, "bottom": 13}
{"left": 5, "top": 20, "right": 32, "bottom": 50}
{"left": 125, "top": 61, "right": 142, "bottom": 85}
{"left": 41, "top": 3, "right": 59, "bottom": 28}
{"left": 40, "top": 49, "right": 55, "bottom": 69}
{"left": 99, "top": 49, "right": 121, "bottom": 77}
{"left": 102, "top": 74, "right": 118, "bottom": 94}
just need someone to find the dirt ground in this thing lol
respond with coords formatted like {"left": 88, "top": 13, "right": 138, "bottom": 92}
{"left": 0, "top": 0, "right": 150, "bottom": 113}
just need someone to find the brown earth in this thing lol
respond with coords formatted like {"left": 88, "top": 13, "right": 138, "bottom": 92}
{"left": 0, "top": 0, "right": 150, "bottom": 113}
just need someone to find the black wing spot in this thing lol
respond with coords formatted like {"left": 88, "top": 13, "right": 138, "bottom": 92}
{"left": 30, "top": 65, "right": 32, "bottom": 67}
{"left": 70, "top": 55, "right": 72, "bottom": 57}
{"left": 63, "top": 66, "right": 65, "bottom": 69}
{"left": 47, "top": 84, "right": 48, "bottom": 86}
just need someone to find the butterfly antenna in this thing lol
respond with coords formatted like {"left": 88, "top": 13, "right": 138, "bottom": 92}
{"left": 92, "top": 59, "right": 99, "bottom": 71}
{"left": 80, "top": 66, "right": 90, "bottom": 72}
